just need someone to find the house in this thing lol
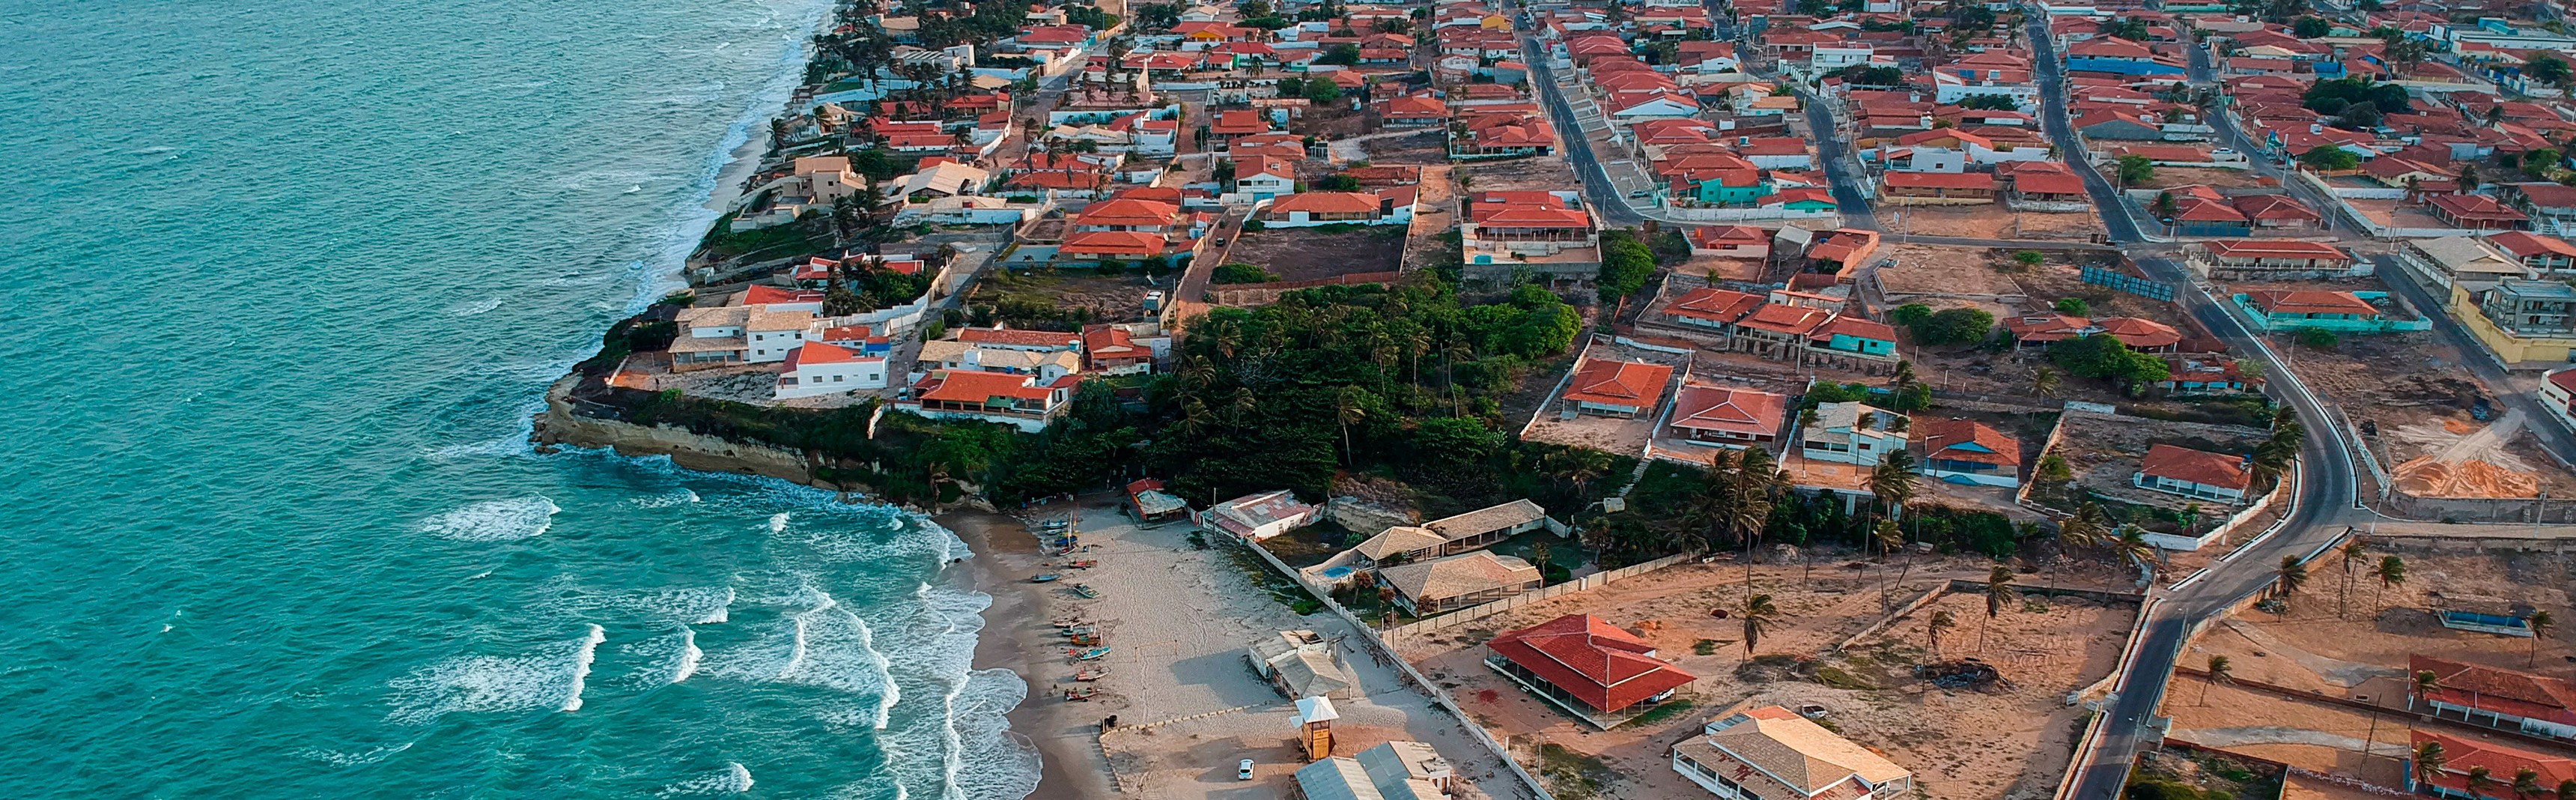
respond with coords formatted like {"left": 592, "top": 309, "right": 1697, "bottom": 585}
{"left": 1261, "top": 190, "right": 1408, "bottom": 226}
{"left": 914, "top": 340, "right": 1083, "bottom": 381}
{"left": 2234, "top": 194, "right": 2323, "bottom": 229}
{"left": 1671, "top": 706, "right": 1916, "bottom": 800}
{"left": 1561, "top": 358, "right": 1676, "bottom": 416}
{"left": 1247, "top": 629, "right": 1361, "bottom": 700}
{"left": 2478, "top": 277, "right": 2576, "bottom": 339}
{"left": 1808, "top": 316, "right": 1899, "bottom": 361}
{"left": 1484, "top": 614, "right": 1697, "bottom": 727}
{"left": 958, "top": 326, "right": 1083, "bottom": 352}
{"left": 1917, "top": 417, "right": 2023, "bottom": 487}
{"left": 1379, "top": 551, "right": 1543, "bottom": 615}
{"left": 2096, "top": 317, "right": 2184, "bottom": 352}
{"left": 2488, "top": 231, "right": 2576, "bottom": 273}
{"left": 2072, "top": 109, "right": 2166, "bottom": 140}
{"left": 774, "top": 343, "right": 889, "bottom": 399}
{"left": 896, "top": 369, "right": 1081, "bottom": 432}
{"left": 1349, "top": 500, "right": 1550, "bottom": 566}
{"left": 2239, "top": 289, "right": 2385, "bottom": 327}
{"left": 1878, "top": 171, "right": 1996, "bottom": 204}
{"left": 2159, "top": 354, "right": 2261, "bottom": 396}
{"left": 1462, "top": 190, "right": 1597, "bottom": 278}
{"left": 2499, "top": 181, "right": 2576, "bottom": 236}
{"left": 2408, "top": 655, "right": 2576, "bottom": 740}
{"left": 2133, "top": 443, "right": 2253, "bottom": 503}
{"left": 1233, "top": 155, "right": 1299, "bottom": 201}
{"left": 1689, "top": 225, "right": 1772, "bottom": 258}
{"left": 1801, "top": 401, "right": 1907, "bottom": 467}
{"left": 2405, "top": 235, "right": 2531, "bottom": 289}
{"left": 730, "top": 155, "right": 869, "bottom": 229}
{"left": 1381, "top": 95, "right": 1451, "bottom": 127}
{"left": 2186, "top": 239, "right": 2358, "bottom": 280}
{"left": 1668, "top": 384, "right": 1789, "bottom": 449}
{"left": 2408, "top": 730, "right": 2576, "bottom": 800}
{"left": 885, "top": 162, "right": 991, "bottom": 202}
{"left": 1081, "top": 324, "right": 1152, "bottom": 375}
{"left": 1200, "top": 490, "right": 1322, "bottom": 541}
{"left": 2427, "top": 193, "right": 2532, "bottom": 231}
{"left": 1126, "top": 478, "right": 1188, "bottom": 522}
{"left": 1291, "top": 742, "right": 1459, "bottom": 800}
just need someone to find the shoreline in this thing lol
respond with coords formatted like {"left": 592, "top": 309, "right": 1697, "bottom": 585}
{"left": 944, "top": 509, "right": 1117, "bottom": 800}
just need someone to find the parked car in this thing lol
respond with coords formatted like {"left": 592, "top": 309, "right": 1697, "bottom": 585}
{"left": 1238, "top": 759, "right": 1254, "bottom": 781}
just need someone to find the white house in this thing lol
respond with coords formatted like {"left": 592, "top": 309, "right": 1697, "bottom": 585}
{"left": 776, "top": 343, "right": 890, "bottom": 399}
{"left": 1199, "top": 490, "right": 1321, "bottom": 540}
{"left": 744, "top": 307, "right": 821, "bottom": 363}
{"left": 2133, "top": 443, "right": 2253, "bottom": 503}
{"left": 1233, "top": 156, "right": 1298, "bottom": 202}
{"left": 1799, "top": 401, "right": 1907, "bottom": 467}
{"left": 1672, "top": 706, "right": 1914, "bottom": 800}
{"left": 1811, "top": 43, "right": 1874, "bottom": 70}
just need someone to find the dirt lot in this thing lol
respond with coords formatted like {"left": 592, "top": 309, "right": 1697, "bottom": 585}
{"left": 2011, "top": 262, "right": 2196, "bottom": 332}
{"left": 969, "top": 267, "right": 1161, "bottom": 324}
{"left": 2157, "top": 548, "right": 2576, "bottom": 794}
{"left": 2142, "top": 166, "right": 2274, "bottom": 190}
{"left": 2270, "top": 329, "right": 2576, "bottom": 500}
{"left": 1396, "top": 559, "right": 2137, "bottom": 800}
{"left": 1883, "top": 202, "right": 2105, "bottom": 241}
{"left": 1453, "top": 154, "right": 1582, "bottom": 194}
{"left": 2345, "top": 199, "right": 2455, "bottom": 231}
{"left": 1225, "top": 223, "right": 1409, "bottom": 282}
{"left": 1877, "top": 244, "right": 2035, "bottom": 301}
{"left": 2038, "top": 410, "right": 2275, "bottom": 518}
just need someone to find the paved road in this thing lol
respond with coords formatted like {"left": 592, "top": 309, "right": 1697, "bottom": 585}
{"left": 2018, "top": 11, "right": 2374, "bottom": 799}
{"left": 1519, "top": 39, "right": 1649, "bottom": 226}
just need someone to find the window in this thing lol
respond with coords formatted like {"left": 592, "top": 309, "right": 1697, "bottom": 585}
{"left": 832, "top": 375, "right": 845, "bottom": 382}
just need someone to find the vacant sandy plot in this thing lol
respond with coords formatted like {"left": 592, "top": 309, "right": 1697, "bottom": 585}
{"left": 2183, "top": 548, "right": 2576, "bottom": 696}
{"left": 2143, "top": 166, "right": 2273, "bottom": 190}
{"left": 1225, "top": 224, "right": 1408, "bottom": 283}
{"left": 2011, "top": 261, "right": 2194, "bottom": 331}
{"left": 1883, "top": 203, "right": 2104, "bottom": 241}
{"left": 1454, "top": 154, "right": 1580, "bottom": 193}
{"left": 1395, "top": 559, "right": 2136, "bottom": 800}
{"left": 1877, "top": 244, "right": 2029, "bottom": 300}
{"left": 2267, "top": 330, "right": 2576, "bottom": 499}
{"left": 2345, "top": 199, "right": 2454, "bottom": 231}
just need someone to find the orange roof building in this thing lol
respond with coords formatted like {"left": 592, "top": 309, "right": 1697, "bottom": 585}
{"left": 1667, "top": 384, "right": 1787, "bottom": 447}
{"left": 1561, "top": 358, "right": 1675, "bottom": 417}
{"left": 2135, "top": 443, "right": 2253, "bottom": 503}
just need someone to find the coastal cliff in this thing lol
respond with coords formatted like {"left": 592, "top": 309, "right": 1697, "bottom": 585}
{"left": 532, "top": 375, "right": 821, "bottom": 486}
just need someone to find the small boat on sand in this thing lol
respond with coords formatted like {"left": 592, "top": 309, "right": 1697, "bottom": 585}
{"left": 1064, "top": 687, "right": 1098, "bottom": 701}
{"left": 1072, "top": 584, "right": 1099, "bottom": 599}
{"left": 1063, "top": 560, "right": 1097, "bottom": 569}
{"left": 1031, "top": 574, "right": 1061, "bottom": 583}
{"left": 1072, "top": 646, "right": 1111, "bottom": 661}
{"left": 1075, "top": 667, "right": 1107, "bottom": 681}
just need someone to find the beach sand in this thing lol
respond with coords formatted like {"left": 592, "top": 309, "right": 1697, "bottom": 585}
{"left": 951, "top": 497, "right": 1513, "bottom": 800}
{"left": 947, "top": 509, "right": 1116, "bottom": 800}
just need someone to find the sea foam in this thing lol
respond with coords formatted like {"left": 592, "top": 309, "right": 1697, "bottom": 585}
{"left": 417, "top": 496, "right": 559, "bottom": 541}
{"left": 386, "top": 625, "right": 604, "bottom": 724}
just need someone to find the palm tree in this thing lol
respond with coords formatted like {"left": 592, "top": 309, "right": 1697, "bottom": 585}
{"left": 2107, "top": 525, "right": 2160, "bottom": 581}
{"left": 2516, "top": 769, "right": 2545, "bottom": 800}
{"left": 2033, "top": 366, "right": 2061, "bottom": 399}
{"left": 2273, "top": 554, "right": 2309, "bottom": 608}
{"left": 2340, "top": 536, "right": 2369, "bottom": 619}
{"left": 1928, "top": 609, "right": 1957, "bottom": 657}
{"left": 1980, "top": 564, "right": 2017, "bottom": 652}
{"left": 2555, "top": 778, "right": 2575, "bottom": 800}
{"left": 1334, "top": 385, "right": 1368, "bottom": 466}
{"left": 2470, "top": 766, "right": 2500, "bottom": 800}
{"left": 1742, "top": 593, "right": 1778, "bottom": 658}
{"left": 2416, "top": 669, "right": 2443, "bottom": 710}
{"left": 1874, "top": 519, "right": 1905, "bottom": 615}
{"left": 2374, "top": 555, "right": 2408, "bottom": 615}
{"left": 2532, "top": 610, "right": 2557, "bottom": 667}
{"left": 1868, "top": 451, "right": 1920, "bottom": 524}
{"left": 2416, "top": 741, "right": 2449, "bottom": 789}
{"left": 2202, "top": 654, "right": 2233, "bottom": 703}
{"left": 2053, "top": 505, "right": 2109, "bottom": 589}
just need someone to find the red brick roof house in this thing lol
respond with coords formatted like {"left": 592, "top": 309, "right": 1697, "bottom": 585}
{"left": 2410, "top": 655, "right": 2576, "bottom": 739}
{"left": 1662, "top": 287, "right": 1767, "bottom": 333}
{"left": 1666, "top": 384, "right": 1787, "bottom": 448}
{"left": 2133, "top": 443, "right": 2252, "bottom": 503}
{"left": 898, "top": 369, "right": 1079, "bottom": 432}
{"left": 2004, "top": 313, "right": 2094, "bottom": 347}
{"left": 2408, "top": 731, "right": 2576, "bottom": 799}
{"left": 1918, "top": 417, "right": 2023, "bottom": 487}
{"left": 2187, "top": 239, "right": 2357, "bottom": 280}
{"left": 2488, "top": 230, "right": 2576, "bottom": 272}
{"left": 958, "top": 327, "right": 1082, "bottom": 351}
{"left": 2427, "top": 193, "right": 2531, "bottom": 231}
{"left": 1486, "top": 614, "right": 1698, "bottom": 726}
{"left": 1081, "top": 325, "right": 1152, "bottom": 375}
{"left": 2233, "top": 194, "right": 2323, "bottom": 228}
{"left": 1561, "top": 358, "right": 1675, "bottom": 417}
{"left": 1879, "top": 171, "right": 1997, "bottom": 202}
{"left": 2240, "top": 289, "right": 2382, "bottom": 323}
{"left": 1379, "top": 94, "right": 1450, "bottom": 127}
{"left": 1687, "top": 225, "right": 1772, "bottom": 258}
{"left": 2095, "top": 317, "right": 2183, "bottom": 351}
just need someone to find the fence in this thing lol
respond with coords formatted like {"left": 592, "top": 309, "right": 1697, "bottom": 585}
{"left": 2140, "top": 476, "right": 2284, "bottom": 551}
{"left": 1227, "top": 533, "right": 1559, "bottom": 800}
{"left": 2082, "top": 264, "right": 2176, "bottom": 302}
{"left": 1829, "top": 584, "right": 1950, "bottom": 652}
{"left": 1205, "top": 271, "right": 1402, "bottom": 306}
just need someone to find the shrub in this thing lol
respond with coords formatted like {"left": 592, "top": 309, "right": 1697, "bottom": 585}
{"left": 2296, "top": 327, "right": 2339, "bottom": 349}
{"left": 1212, "top": 262, "right": 1282, "bottom": 284}
{"left": 2056, "top": 297, "right": 2089, "bottom": 315}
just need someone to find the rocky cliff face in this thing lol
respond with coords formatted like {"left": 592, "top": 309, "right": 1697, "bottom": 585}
{"left": 532, "top": 375, "right": 819, "bottom": 486}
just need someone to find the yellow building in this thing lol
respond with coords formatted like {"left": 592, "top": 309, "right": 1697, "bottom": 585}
{"left": 2452, "top": 282, "right": 2576, "bottom": 364}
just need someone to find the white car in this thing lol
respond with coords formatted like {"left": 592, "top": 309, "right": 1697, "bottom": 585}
{"left": 1238, "top": 759, "right": 1255, "bottom": 781}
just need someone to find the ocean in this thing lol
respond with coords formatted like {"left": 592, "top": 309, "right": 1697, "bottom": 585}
{"left": 0, "top": 0, "right": 1036, "bottom": 796}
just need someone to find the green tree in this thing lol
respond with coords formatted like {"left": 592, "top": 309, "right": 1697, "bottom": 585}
{"left": 2115, "top": 154, "right": 2155, "bottom": 186}
{"left": 2274, "top": 554, "right": 2309, "bottom": 607}
{"left": 1907, "top": 307, "right": 1997, "bottom": 346}
{"left": 1597, "top": 230, "right": 1659, "bottom": 301}
{"left": 1978, "top": 564, "right": 2017, "bottom": 652}
{"left": 2297, "top": 327, "right": 2339, "bottom": 349}
{"left": 2416, "top": 741, "right": 2449, "bottom": 788}
{"left": 2202, "top": 654, "right": 2233, "bottom": 703}
{"left": 2374, "top": 555, "right": 2408, "bottom": 613}
{"left": 1956, "top": 94, "right": 2020, "bottom": 110}
{"left": 2055, "top": 297, "right": 2089, "bottom": 315}
{"left": 2529, "top": 53, "right": 2573, "bottom": 88}
{"left": 1742, "top": 593, "right": 1779, "bottom": 657}
{"left": 2154, "top": 190, "right": 2180, "bottom": 219}
{"left": 1303, "top": 78, "right": 1343, "bottom": 103}
{"left": 2532, "top": 610, "right": 2556, "bottom": 666}
{"left": 2292, "top": 16, "right": 2332, "bottom": 37}
{"left": 1316, "top": 43, "right": 1361, "bottom": 66}
{"left": 2015, "top": 249, "right": 2047, "bottom": 269}
{"left": 2527, "top": 148, "right": 2564, "bottom": 178}
{"left": 1928, "top": 608, "right": 1957, "bottom": 656}
{"left": 2299, "top": 145, "right": 2361, "bottom": 172}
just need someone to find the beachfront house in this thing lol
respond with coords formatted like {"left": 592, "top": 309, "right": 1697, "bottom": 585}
{"left": 774, "top": 343, "right": 890, "bottom": 399}
{"left": 1247, "top": 629, "right": 1361, "bottom": 700}
{"left": 1378, "top": 551, "right": 1542, "bottom": 615}
{"left": 1560, "top": 357, "right": 1677, "bottom": 418}
{"left": 1666, "top": 384, "right": 1789, "bottom": 449}
{"left": 1916, "top": 417, "right": 2022, "bottom": 488}
{"left": 1672, "top": 706, "right": 1916, "bottom": 800}
{"left": 1291, "top": 742, "right": 1459, "bottom": 800}
{"left": 1346, "top": 500, "right": 1550, "bottom": 567}
{"left": 1484, "top": 613, "right": 1697, "bottom": 728}
{"left": 1199, "top": 490, "right": 1321, "bottom": 541}
{"left": 893, "top": 369, "right": 1081, "bottom": 433}
{"left": 2408, "top": 730, "right": 2576, "bottom": 800}
{"left": 1799, "top": 401, "right": 1907, "bottom": 467}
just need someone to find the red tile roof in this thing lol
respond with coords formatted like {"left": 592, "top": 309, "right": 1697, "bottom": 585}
{"left": 2241, "top": 289, "right": 2377, "bottom": 317}
{"left": 1266, "top": 191, "right": 1382, "bottom": 215}
{"left": 2411, "top": 730, "right": 2576, "bottom": 797}
{"left": 958, "top": 327, "right": 1081, "bottom": 348}
{"left": 2199, "top": 239, "right": 2351, "bottom": 260}
{"left": 1668, "top": 384, "right": 1787, "bottom": 438}
{"left": 914, "top": 369, "right": 1060, "bottom": 404}
{"left": 1919, "top": 417, "right": 2020, "bottom": 468}
{"left": 1486, "top": 614, "right": 1698, "bottom": 713}
{"left": 1882, "top": 171, "right": 1996, "bottom": 190}
{"left": 1666, "top": 287, "right": 1767, "bottom": 324}
{"left": 2489, "top": 230, "right": 2576, "bottom": 259}
{"left": 1563, "top": 359, "right": 1674, "bottom": 407}
{"left": 2412, "top": 655, "right": 2576, "bottom": 725}
{"left": 785, "top": 342, "right": 863, "bottom": 367}
{"left": 2139, "top": 443, "right": 2250, "bottom": 492}
{"left": 2095, "top": 317, "right": 2182, "bottom": 349}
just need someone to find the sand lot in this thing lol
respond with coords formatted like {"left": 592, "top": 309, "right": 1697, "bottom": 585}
{"left": 1883, "top": 203, "right": 2104, "bottom": 241}
{"left": 1394, "top": 560, "right": 2136, "bottom": 800}
{"left": 1877, "top": 244, "right": 2031, "bottom": 300}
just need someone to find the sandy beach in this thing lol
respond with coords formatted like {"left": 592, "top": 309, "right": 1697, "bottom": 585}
{"left": 948, "top": 497, "right": 1514, "bottom": 800}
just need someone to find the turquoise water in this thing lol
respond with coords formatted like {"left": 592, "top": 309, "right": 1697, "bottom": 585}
{"left": 0, "top": 0, "right": 1035, "bottom": 796}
